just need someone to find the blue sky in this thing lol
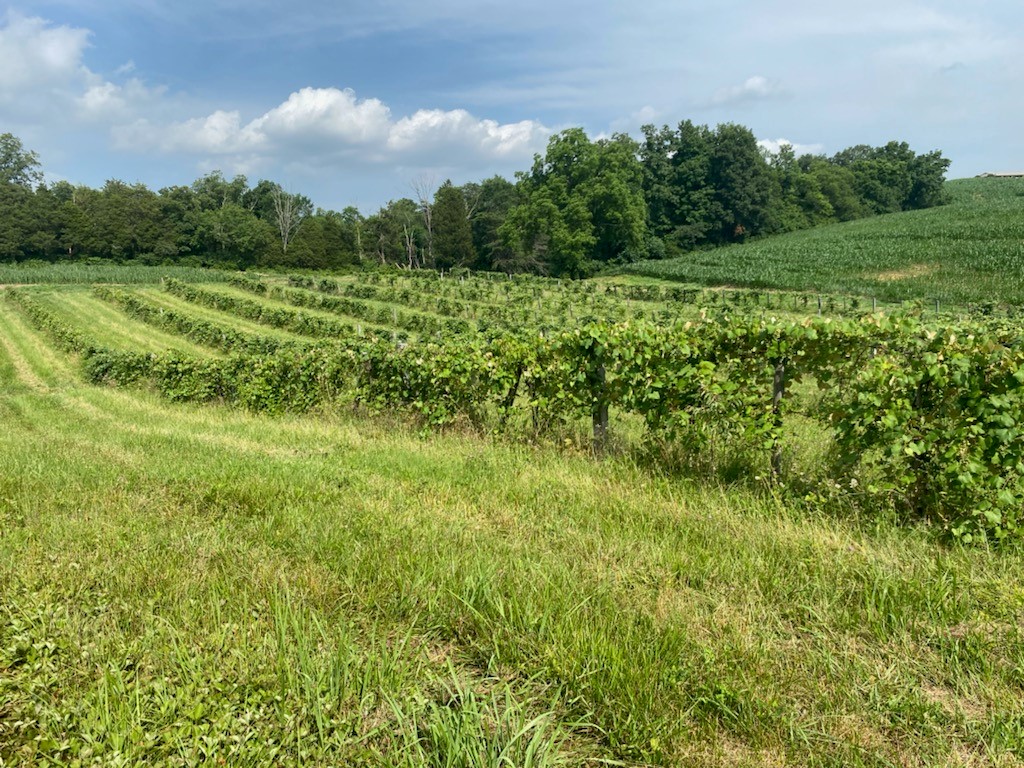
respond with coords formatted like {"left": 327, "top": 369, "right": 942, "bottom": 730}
{"left": 1, "top": 1, "right": 1021, "bottom": 212}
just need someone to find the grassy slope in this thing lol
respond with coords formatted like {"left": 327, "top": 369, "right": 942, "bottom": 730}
{"left": 623, "top": 178, "right": 1024, "bottom": 305}
{"left": 128, "top": 286, "right": 322, "bottom": 344}
{"left": 2, "top": 300, "right": 1023, "bottom": 766}
{"left": 25, "top": 286, "right": 221, "bottom": 356}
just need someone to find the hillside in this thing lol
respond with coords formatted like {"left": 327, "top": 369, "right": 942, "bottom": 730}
{"left": 2, "top": 272, "right": 1024, "bottom": 766}
{"left": 623, "top": 177, "right": 1024, "bottom": 306}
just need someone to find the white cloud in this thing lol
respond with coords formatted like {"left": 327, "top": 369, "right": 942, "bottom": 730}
{"left": 78, "top": 82, "right": 124, "bottom": 116}
{"left": 758, "top": 138, "right": 825, "bottom": 158}
{"left": 0, "top": 11, "right": 90, "bottom": 92}
{"left": 116, "top": 87, "right": 550, "bottom": 167}
{"left": 710, "top": 75, "right": 786, "bottom": 107}
{"left": 253, "top": 87, "right": 392, "bottom": 144}
{"left": 114, "top": 110, "right": 262, "bottom": 153}
{"left": 387, "top": 109, "right": 546, "bottom": 157}
{"left": 0, "top": 12, "right": 547, "bottom": 180}
{"left": 0, "top": 12, "right": 164, "bottom": 127}
{"left": 76, "top": 78, "right": 163, "bottom": 121}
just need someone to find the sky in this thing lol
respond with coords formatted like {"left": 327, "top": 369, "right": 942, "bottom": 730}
{"left": 1, "top": 1, "right": 1021, "bottom": 212}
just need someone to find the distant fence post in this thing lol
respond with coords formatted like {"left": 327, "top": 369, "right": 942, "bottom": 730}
{"left": 771, "top": 360, "right": 786, "bottom": 480}
{"left": 592, "top": 363, "right": 609, "bottom": 453}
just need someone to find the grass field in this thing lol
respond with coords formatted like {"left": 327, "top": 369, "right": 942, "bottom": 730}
{"left": 24, "top": 287, "right": 220, "bottom": 356}
{"left": 3, "top": 264, "right": 1024, "bottom": 767}
{"left": 623, "top": 178, "right": 1024, "bottom": 306}
{"left": 127, "top": 286, "right": 322, "bottom": 345}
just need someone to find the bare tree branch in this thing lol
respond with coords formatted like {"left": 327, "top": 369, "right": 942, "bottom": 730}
{"left": 410, "top": 174, "right": 437, "bottom": 267}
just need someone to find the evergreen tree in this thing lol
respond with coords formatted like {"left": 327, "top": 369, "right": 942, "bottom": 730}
{"left": 431, "top": 180, "right": 476, "bottom": 269}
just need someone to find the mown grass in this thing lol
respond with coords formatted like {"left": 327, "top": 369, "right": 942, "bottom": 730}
{"left": 198, "top": 282, "right": 398, "bottom": 337}
{"left": 128, "top": 286, "right": 321, "bottom": 344}
{"left": 21, "top": 286, "right": 220, "bottom": 357}
{"left": 623, "top": 178, "right": 1024, "bottom": 306}
{"left": 1, "top": 299, "right": 1023, "bottom": 766}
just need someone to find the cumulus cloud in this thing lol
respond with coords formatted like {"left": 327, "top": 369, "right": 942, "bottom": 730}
{"left": 115, "top": 86, "right": 550, "bottom": 167}
{"left": 388, "top": 109, "right": 545, "bottom": 157}
{"left": 115, "top": 110, "right": 264, "bottom": 154}
{"left": 0, "top": 11, "right": 549, "bottom": 190}
{"left": 0, "top": 11, "right": 90, "bottom": 92}
{"left": 253, "top": 87, "right": 392, "bottom": 145}
{"left": 0, "top": 12, "right": 163, "bottom": 127}
{"left": 76, "top": 78, "right": 164, "bottom": 121}
{"left": 758, "top": 137, "right": 825, "bottom": 158}
{"left": 710, "top": 75, "right": 787, "bottom": 107}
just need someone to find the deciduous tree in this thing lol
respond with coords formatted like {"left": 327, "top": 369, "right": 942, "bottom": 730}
{"left": 0, "top": 133, "right": 42, "bottom": 187}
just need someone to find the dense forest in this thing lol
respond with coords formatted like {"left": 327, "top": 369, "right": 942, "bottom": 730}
{"left": 0, "top": 125, "right": 950, "bottom": 277}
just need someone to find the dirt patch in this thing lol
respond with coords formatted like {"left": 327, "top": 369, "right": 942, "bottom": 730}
{"left": 921, "top": 684, "right": 988, "bottom": 722}
{"left": 872, "top": 264, "right": 936, "bottom": 281}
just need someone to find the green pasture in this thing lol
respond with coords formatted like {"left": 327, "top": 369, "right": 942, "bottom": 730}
{"left": 624, "top": 178, "right": 1024, "bottom": 306}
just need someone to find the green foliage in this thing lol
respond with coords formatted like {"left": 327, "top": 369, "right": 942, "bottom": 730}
{"left": 626, "top": 177, "right": 1024, "bottom": 306}
{"left": 0, "top": 130, "right": 950, "bottom": 278}
{"left": 707, "top": 123, "right": 777, "bottom": 243}
{"left": 364, "top": 198, "right": 425, "bottom": 268}
{"left": 0, "top": 132, "right": 42, "bottom": 187}
{"left": 639, "top": 125, "right": 951, "bottom": 258}
{"left": 501, "top": 129, "right": 647, "bottom": 276}
{"left": 93, "top": 285, "right": 303, "bottom": 356}
{"left": 282, "top": 208, "right": 360, "bottom": 270}
{"left": 431, "top": 180, "right": 476, "bottom": 270}
{"left": 832, "top": 141, "right": 951, "bottom": 214}
{"left": 165, "top": 278, "right": 367, "bottom": 341}
{"left": 15, "top": 274, "right": 1024, "bottom": 542}
{"left": 640, "top": 120, "right": 717, "bottom": 254}
{"left": 0, "top": 182, "right": 45, "bottom": 260}
{"left": 0, "top": 262, "right": 232, "bottom": 284}
{"left": 5, "top": 288, "right": 102, "bottom": 355}
{"left": 463, "top": 175, "right": 520, "bottom": 271}
{"left": 265, "top": 276, "right": 462, "bottom": 337}
{"left": 828, "top": 318, "right": 1024, "bottom": 541}
{"left": 194, "top": 202, "right": 276, "bottom": 267}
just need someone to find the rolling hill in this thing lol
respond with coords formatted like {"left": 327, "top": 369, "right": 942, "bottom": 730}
{"left": 623, "top": 177, "right": 1024, "bottom": 306}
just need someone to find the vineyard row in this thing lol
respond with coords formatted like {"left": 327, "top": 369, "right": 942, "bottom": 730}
{"left": 7, "top": 286, "right": 1024, "bottom": 543}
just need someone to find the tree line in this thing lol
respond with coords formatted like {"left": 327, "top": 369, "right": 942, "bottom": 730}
{"left": 0, "top": 125, "right": 950, "bottom": 277}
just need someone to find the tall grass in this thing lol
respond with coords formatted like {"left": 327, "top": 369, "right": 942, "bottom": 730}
{"left": 0, "top": 261, "right": 234, "bottom": 285}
